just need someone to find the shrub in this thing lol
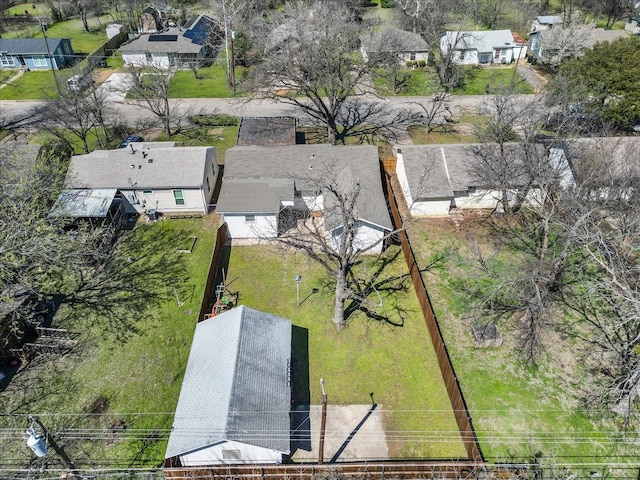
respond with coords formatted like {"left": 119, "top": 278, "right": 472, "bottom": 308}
{"left": 406, "top": 60, "right": 417, "bottom": 68}
{"left": 418, "top": 59, "right": 426, "bottom": 68}
{"left": 380, "top": 0, "right": 394, "bottom": 7}
{"left": 189, "top": 114, "right": 239, "bottom": 126}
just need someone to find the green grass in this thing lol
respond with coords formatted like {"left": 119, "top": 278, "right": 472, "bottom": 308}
{"left": 154, "top": 126, "right": 239, "bottom": 163}
{"left": 0, "top": 218, "right": 217, "bottom": 467}
{"left": 407, "top": 218, "right": 639, "bottom": 470}
{"left": 225, "top": 245, "right": 467, "bottom": 459}
{"left": 168, "top": 64, "right": 244, "bottom": 98}
{"left": 453, "top": 66, "right": 535, "bottom": 95}
{"left": 372, "top": 67, "right": 437, "bottom": 96}
{"left": 0, "top": 70, "right": 60, "bottom": 100}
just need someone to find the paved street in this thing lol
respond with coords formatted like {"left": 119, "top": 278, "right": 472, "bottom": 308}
{"left": 0, "top": 92, "right": 535, "bottom": 131}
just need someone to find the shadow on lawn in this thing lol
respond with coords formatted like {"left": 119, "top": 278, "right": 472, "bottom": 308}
{"left": 62, "top": 223, "right": 194, "bottom": 341}
{"left": 344, "top": 248, "right": 412, "bottom": 327}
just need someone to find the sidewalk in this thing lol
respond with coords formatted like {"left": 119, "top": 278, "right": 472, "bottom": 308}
{"left": 0, "top": 69, "right": 26, "bottom": 90}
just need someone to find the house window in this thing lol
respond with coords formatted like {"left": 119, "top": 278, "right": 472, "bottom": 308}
{"left": 142, "top": 189, "right": 153, "bottom": 194}
{"left": 410, "top": 51, "right": 416, "bottom": 61}
{"left": 32, "top": 55, "right": 47, "bottom": 67}
{"left": 245, "top": 215, "right": 256, "bottom": 223}
{"left": 173, "top": 189, "right": 185, "bottom": 205}
{"left": 459, "top": 50, "right": 466, "bottom": 60}
{"left": 0, "top": 55, "right": 14, "bottom": 67}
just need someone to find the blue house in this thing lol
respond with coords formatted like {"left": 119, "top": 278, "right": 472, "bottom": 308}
{"left": 0, "top": 38, "right": 74, "bottom": 70}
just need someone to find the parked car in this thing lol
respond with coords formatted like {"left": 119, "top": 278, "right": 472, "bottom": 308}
{"left": 118, "top": 135, "right": 145, "bottom": 149}
{"left": 67, "top": 74, "right": 93, "bottom": 93}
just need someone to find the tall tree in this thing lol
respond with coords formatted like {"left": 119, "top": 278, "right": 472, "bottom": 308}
{"left": 265, "top": 159, "right": 403, "bottom": 328}
{"left": 549, "top": 36, "right": 640, "bottom": 131}
{"left": 126, "top": 65, "right": 177, "bottom": 137}
{"left": 248, "top": 0, "right": 370, "bottom": 144}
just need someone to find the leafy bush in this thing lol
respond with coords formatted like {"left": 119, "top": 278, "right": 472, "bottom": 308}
{"left": 380, "top": 0, "right": 394, "bottom": 7}
{"left": 406, "top": 60, "right": 417, "bottom": 68}
{"left": 189, "top": 114, "right": 239, "bottom": 126}
{"left": 418, "top": 59, "right": 426, "bottom": 68}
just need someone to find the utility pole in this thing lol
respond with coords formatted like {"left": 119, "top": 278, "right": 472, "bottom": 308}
{"left": 318, "top": 378, "right": 327, "bottom": 464}
{"left": 34, "top": 6, "right": 60, "bottom": 94}
{"left": 29, "top": 415, "right": 78, "bottom": 475}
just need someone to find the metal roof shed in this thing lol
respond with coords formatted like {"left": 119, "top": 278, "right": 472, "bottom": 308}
{"left": 165, "top": 306, "right": 292, "bottom": 466}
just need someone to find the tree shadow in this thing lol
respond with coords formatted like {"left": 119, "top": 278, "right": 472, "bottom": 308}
{"left": 344, "top": 248, "right": 410, "bottom": 326}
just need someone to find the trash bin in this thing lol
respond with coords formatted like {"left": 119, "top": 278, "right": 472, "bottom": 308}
{"left": 146, "top": 209, "right": 157, "bottom": 221}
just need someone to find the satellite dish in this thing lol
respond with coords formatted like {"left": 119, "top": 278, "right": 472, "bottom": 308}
{"left": 26, "top": 427, "right": 48, "bottom": 457}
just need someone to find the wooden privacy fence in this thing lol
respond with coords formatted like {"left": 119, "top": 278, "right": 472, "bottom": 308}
{"left": 197, "top": 223, "right": 229, "bottom": 323}
{"left": 383, "top": 171, "right": 483, "bottom": 462}
{"left": 165, "top": 461, "right": 526, "bottom": 479}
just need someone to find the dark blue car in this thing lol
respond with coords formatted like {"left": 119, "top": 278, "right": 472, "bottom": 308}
{"left": 118, "top": 135, "right": 145, "bottom": 148}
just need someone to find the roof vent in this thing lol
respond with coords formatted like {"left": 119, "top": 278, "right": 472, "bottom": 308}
{"left": 130, "top": 164, "right": 135, "bottom": 169}
{"left": 309, "top": 165, "right": 313, "bottom": 170}
{"left": 148, "top": 158, "right": 153, "bottom": 163}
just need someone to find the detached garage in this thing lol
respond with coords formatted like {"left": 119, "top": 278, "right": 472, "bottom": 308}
{"left": 164, "top": 306, "right": 292, "bottom": 466}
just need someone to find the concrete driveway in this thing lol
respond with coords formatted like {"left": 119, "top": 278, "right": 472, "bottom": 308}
{"left": 95, "top": 72, "right": 133, "bottom": 103}
{"left": 290, "top": 404, "right": 389, "bottom": 462}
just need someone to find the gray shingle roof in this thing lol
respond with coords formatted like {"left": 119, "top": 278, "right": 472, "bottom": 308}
{"left": 400, "top": 143, "right": 546, "bottom": 199}
{"left": 165, "top": 306, "right": 291, "bottom": 459}
{"left": 0, "top": 38, "right": 66, "bottom": 55}
{"left": 216, "top": 144, "right": 392, "bottom": 230}
{"left": 361, "top": 27, "right": 430, "bottom": 54}
{"left": 119, "top": 28, "right": 203, "bottom": 54}
{"left": 442, "top": 30, "right": 515, "bottom": 53}
{"left": 66, "top": 146, "right": 215, "bottom": 190}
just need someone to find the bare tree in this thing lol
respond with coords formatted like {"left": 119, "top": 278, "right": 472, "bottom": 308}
{"left": 125, "top": 65, "right": 178, "bottom": 137}
{"left": 37, "top": 90, "right": 100, "bottom": 154}
{"left": 265, "top": 159, "right": 403, "bottom": 328}
{"left": 532, "top": 10, "right": 594, "bottom": 70}
{"left": 248, "top": 1, "right": 371, "bottom": 144}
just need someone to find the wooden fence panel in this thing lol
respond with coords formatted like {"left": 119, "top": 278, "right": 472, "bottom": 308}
{"left": 197, "top": 223, "right": 229, "bottom": 323}
{"left": 383, "top": 171, "right": 483, "bottom": 462}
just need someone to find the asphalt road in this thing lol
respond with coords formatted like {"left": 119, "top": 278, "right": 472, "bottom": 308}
{"left": 0, "top": 74, "right": 536, "bottom": 131}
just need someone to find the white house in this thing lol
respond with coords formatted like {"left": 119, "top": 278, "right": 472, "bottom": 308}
{"left": 164, "top": 306, "right": 291, "bottom": 466}
{"left": 530, "top": 15, "right": 563, "bottom": 32}
{"left": 440, "top": 30, "right": 516, "bottom": 65}
{"left": 215, "top": 144, "right": 393, "bottom": 253}
{"left": 65, "top": 143, "right": 218, "bottom": 215}
{"left": 395, "top": 143, "right": 546, "bottom": 216}
{"left": 120, "top": 15, "right": 218, "bottom": 69}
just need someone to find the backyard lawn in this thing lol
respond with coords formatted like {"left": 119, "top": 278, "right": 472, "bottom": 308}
{"left": 224, "top": 244, "right": 467, "bottom": 459}
{"left": 407, "top": 217, "right": 640, "bottom": 472}
{"left": 0, "top": 218, "right": 218, "bottom": 468}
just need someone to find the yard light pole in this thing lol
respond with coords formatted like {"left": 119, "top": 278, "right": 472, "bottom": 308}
{"left": 34, "top": 6, "right": 60, "bottom": 94}
{"left": 294, "top": 275, "right": 302, "bottom": 307}
{"left": 318, "top": 378, "right": 327, "bottom": 464}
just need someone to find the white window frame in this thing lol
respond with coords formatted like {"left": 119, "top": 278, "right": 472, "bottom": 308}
{"left": 32, "top": 55, "right": 47, "bottom": 67}
{"left": 0, "top": 54, "right": 15, "bottom": 67}
{"left": 173, "top": 189, "right": 185, "bottom": 206}
{"left": 244, "top": 214, "right": 256, "bottom": 223}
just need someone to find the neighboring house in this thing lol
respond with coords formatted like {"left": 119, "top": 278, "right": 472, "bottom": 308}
{"left": 48, "top": 188, "right": 138, "bottom": 234}
{"left": 440, "top": 30, "right": 516, "bottom": 65}
{"left": 106, "top": 24, "right": 124, "bottom": 41}
{"left": 528, "top": 27, "right": 628, "bottom": 65}
{"left": 65, "top": 143, "right": 218, "bottom": 215}
{"left": 511, "top": 32, "right": 528, "bottom": 59}
{"left": 554, "top": 137, "right": 640, "bottom": 194}
{"left": 360, "top": 26, "right": 430, "bottom": 64}
{"left": 120, "top": 14, "right": 219, "bottom": 69}
{"left": 530, "top": 15, "right": 563, "bottom": 32}
{"left": 395, "top": 143, "right": 546, "bottom": 216}
{"left": 625, "top": 14, "right": 640, "bottom": 34}
{"left": 236, "top": 117, "right": 297, "bottom": 146}
{"left": 164, "top": 305, "right": 291, "bottom": 466}
{"left": 140, "top": 2, "right": 176, "bottom": 33}
{"left": 215, "top": 144, "right": 393, "bottom": 253}
{"left": 0, "top": 38, "right": 74, "bottom": 70}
